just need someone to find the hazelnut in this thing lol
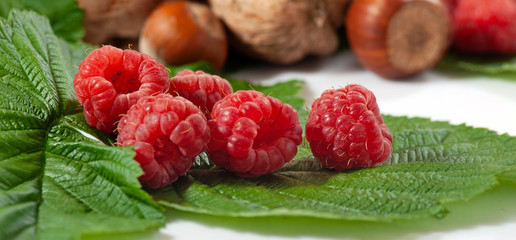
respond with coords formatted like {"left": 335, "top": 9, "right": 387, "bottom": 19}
{"left": 139, "top": 1, "right": 228, "bottom": 70}
{"left": 346, "top": 0, "right": 452, "bottom": 79}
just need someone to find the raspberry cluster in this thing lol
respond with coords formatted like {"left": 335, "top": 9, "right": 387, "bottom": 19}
{"left": 305, "top": 84, "right": 393, "bottom": 170}
{"left": 74, "top": 46, "right": 230, "bottom": 189}
{"left": 73, "top": 45, "right": 393, "bottom": 189}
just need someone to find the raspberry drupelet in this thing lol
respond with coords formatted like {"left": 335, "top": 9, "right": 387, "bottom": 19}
{"left": 207, "top": 90, "right": 303, "bottom": 177}
{"left": 73, "top": 45, "right": 170, "bottom": 133}
{"left": 305, "top": 84, "right": 393, "bottom": 170}
{"left": 117, "top": 94, "right": 210, "bottom": 189}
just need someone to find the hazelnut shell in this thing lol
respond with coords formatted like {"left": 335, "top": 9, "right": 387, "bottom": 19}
{"left": 139, "top": 1, "right": 228, "bottom": 70}
{"left": 346, "top": 0, "right": 452, "bottom": 79}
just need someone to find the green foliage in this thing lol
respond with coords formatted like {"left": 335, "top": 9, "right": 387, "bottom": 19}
{"left": 0, "top": 0, "right": 84, "bottom": 42}
{"left": 158, "top": 60, "right": 516, "bottom": 222}
{"left": 436, "top": 53, "right": 516, "bottom": 81}
{"left": 0, "top": 11, "right": 163, "bottom": 240}
{"left": 155, "top": 116, "right": 515, "bottom": 220}
{"left": 0, "top": 8, "right": 515, "bottom": 240}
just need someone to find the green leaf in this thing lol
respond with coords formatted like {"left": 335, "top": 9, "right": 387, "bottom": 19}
{"left": 382, "top": 115, "right": 516, "bottom": 167}
{"left": 40, "top": 114, "right": 163, "bottom": 240}
{"left": 0, "top": 0, "right": 84, "bottom": 42}
{"left": 60, "top": 40, "right": 95, "bottom": 72}
{"left": 0, "top": 10, "right": 163, "bottom": 240}
{"left": 155, "top": 115, "right": 515, "bottom": 221}
{"left": 458, "top": 60, "right": 516, "bottom": 74}
{"left": 436, "top": 53, "right": 516, "bottom": 81}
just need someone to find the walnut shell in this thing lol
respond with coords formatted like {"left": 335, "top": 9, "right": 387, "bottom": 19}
{"left": 209, "top": 0, "right": 350, "bottom": 64}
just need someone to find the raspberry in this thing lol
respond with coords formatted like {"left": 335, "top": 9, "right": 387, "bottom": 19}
{"left": 117, "top": 94, "right": 210, "bottom": 189}
{"left": 452, "top": 0, "right": 516, "bottom": 54}
{"left": 169, "top": 70, "right": 233, "bottom": 118}
{"left": 74, "top": 45, "right": 170, "bottom": 133}
{"left": 305, "top": 85, "right": 393, "bottom": 170}
{"left": 207, "top": 90, "right": 303, "bottom": 177}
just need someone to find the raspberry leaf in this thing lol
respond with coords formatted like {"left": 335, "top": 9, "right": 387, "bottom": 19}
{"left": 437, "top": 53, "right": 516, "bottom": 81}
{"left": 0, "top": 0, "right": 84, "bottom": 42}
{"left": 40, "top": 113, "right": 164, "bottom": 238}
{"left": 0, "top": 10, "right": 163, "bottom": 240}
{"left": 156, "top": 115, "right": 515, "bottom": 220}
{"left": 382, "top": 115, "right": 516, "bottom": 168}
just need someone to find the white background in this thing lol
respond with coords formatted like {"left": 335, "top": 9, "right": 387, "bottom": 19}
{"left": 156, "top": 52, "right": 516, "bottom": 240}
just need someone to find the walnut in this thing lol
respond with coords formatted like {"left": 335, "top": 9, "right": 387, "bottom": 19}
{"left": 208, "top": 0, "right": 350, "bottom": 64}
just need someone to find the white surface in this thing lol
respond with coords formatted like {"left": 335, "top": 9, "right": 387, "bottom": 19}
{"left": 159, "top": 52, "right": 516, "bottom": 240}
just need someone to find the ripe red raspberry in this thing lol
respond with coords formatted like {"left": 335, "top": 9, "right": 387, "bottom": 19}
{"left": 305, "top": 85, "right": 393, "bottom": 170}
{"left": 207, "top": 90, "right": 303, "bottom": 177}
{"left": 117, "top": 94, "right": 210, "bottom": 189}
{"left": 74, "top": 45, "right": 170, "bottom": 133}
{"left": 169, "top": 70, "right": 233, "bottom": 118}
{"left": 452, "top": 0, "right": 516, "bottom": 54}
